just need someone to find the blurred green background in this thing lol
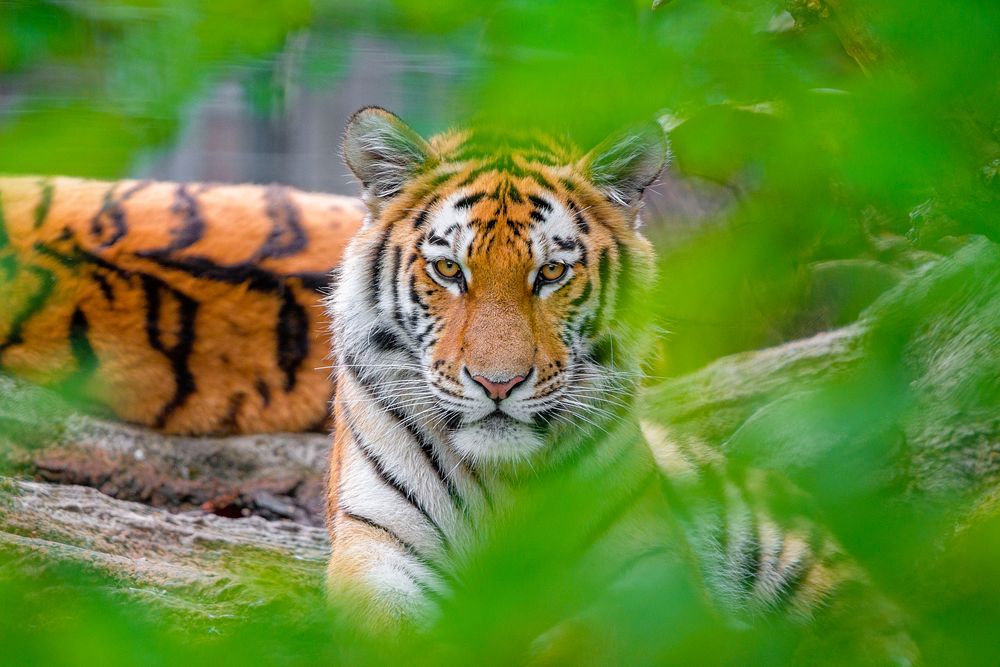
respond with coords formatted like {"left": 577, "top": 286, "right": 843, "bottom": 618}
{"left": 1, "top": 0, "right": 999, "bottom": 664}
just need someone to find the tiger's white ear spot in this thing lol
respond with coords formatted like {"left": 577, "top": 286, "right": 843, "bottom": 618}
{"left": 342, "top": 107, "right": 432, "bottom": 201}
{"left": 584, "top": 122, "right": 671, "bottom": 210}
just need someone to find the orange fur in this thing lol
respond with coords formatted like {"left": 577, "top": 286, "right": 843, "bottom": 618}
{"left": 0, "top": 176, "right": 363, "bottom": 434}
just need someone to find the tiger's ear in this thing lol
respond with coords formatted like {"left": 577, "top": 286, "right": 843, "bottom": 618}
{"left": 342, "top": 107, "right": 432, "bottom": 200}
{"left": 583, "top": 122, "right": 670, "bottom": 209}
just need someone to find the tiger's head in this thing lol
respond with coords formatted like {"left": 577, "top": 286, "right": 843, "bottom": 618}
{"left": 331, "top": 107, "right": 667, "bottom": 467}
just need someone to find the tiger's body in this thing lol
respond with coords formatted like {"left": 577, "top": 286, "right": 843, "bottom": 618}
{"left": 322, "top": 107, "right": 910, "bottom": 659}
{"left": 0, "top": 176, "right": 362, "bottom": 434}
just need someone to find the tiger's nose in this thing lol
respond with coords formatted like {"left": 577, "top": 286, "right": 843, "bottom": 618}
{"left": 469, "top": 371, "right": 529, "bottom": 401}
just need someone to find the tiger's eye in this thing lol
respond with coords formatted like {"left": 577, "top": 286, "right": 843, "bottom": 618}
{"left": 539, "top": 262, "right": 567, "bottom": 282}
{"left": 434, "top": 259, "right": 462, "bottom": 280}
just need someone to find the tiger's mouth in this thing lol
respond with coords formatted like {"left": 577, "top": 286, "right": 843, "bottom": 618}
{"left": 450, "top": 409, "right": 544, "bottom": 464}
{"left": 475, "top": 411, "right": 517, "bottom": 427}
{"left": 461, "top": 410, "right": 520, "bottom": 431}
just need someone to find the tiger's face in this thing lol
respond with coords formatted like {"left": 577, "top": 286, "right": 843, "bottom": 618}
{"left": 333, "top": 108, "right": 667, "bottom": 466}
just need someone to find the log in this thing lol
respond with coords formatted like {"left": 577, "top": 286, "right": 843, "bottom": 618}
{"left": 0, "top": 478, "right": 328, "bottom": 619}
{"left": 642, "top": 235, "right": 1000, "bottom": 507}
{"left": 0, "top": 377, "right": 329, "bottom": 525}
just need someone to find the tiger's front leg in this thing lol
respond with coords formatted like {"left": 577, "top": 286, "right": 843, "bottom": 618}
{"left": 325, "top": 398, "right": 451, "bottom": 625}
{"left": 325, "top": 509, "right": 439, "bottom": 624}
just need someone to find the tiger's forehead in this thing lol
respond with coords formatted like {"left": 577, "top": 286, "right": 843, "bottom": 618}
{"left": 430, "top": 128, "right": 582, "bottom": 166}
{"left": 417, "top": 170, "right": 584, "bottom": 271}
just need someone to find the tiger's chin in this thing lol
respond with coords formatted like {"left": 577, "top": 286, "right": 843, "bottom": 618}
{"left": 451, "top": 412, "right": 544, "bottom": 466}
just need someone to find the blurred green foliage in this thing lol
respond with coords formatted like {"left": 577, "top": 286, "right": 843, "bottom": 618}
{"left": 1, "top": 0, "right": 999, "bottom": 664}
{"left": 0, "top": 0, "right": 312, "bottom": 175}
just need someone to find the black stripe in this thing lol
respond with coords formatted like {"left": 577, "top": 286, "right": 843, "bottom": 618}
{"left": 339, "top": 509, "right": 447, "bottom": 588}
{"left": 388, "top": 246, "right": 412, "bottom": 342}
{"left": 159, "top": 184, "right": 205, "bottom": 254}
{"left": 345, "top": 361, "right": 468, "bottom": 519}
{"left": 552, "top": 236, "right": 576, "bottom": 251}
{"left": 92, "top": 272, "right": 115, "bottom": 303}
{"left": 90, "top": 187, "right": 128, "bottom": 248}
{"left": 370, "top": 326, "right": 406, "bottom": 352}
{"left": 462, "top": 458, "right": 494, "bottom": 508}
{"left": 0, "top": 265, "right": 56, "bottom": 359}
{"left": 49, "top": 307, "right": 100, "bottom": 401}
{"left": 519, "top": 151, "right": 557, "bottom": 165}
{"left": 92, "top": 180, "right": 150, "bottom": 250}
{"left": 415, "top": 319, "right": 437, "bottom": 348}
{"left": 276, "top": 291, "right": 309, "bottom": 392}
{"left": 457, "top": 154, "right": 543, "bottom": 187}
{"left": 427, "top": 171, "right": 458, "bottom": 188}
{"left": 507, "top": 182, "right": 523, "bottom": 203}
{"left": 385, "top": 398, "right": 469, "bottom": 518}
{"left": 735, "top": 512, "right": 763, "bottom": 594}
{"left": 566, "top": 199, "right": 590, "bottom": 234}
{"left": 217, "top": 392, "right": 247, "bottom": 432}
{"left": 412, "top": 413, "right": 468, "bottom": 516}
{"left": 261, "top": 184, "right": 307, "bottom": 258}
{"left": 772, "top": 545, "right": 814, "bottom": 609}
{"left": 66, "top": 307, "right": 99, "bottom": 386}
{"left": 369, "top": 229, "right": 390, "bottom": 308}
{"left": 121, "top": 179, "right": 152, "bottom": 201}
{"left": 454, "top": 192, "right": 485, "bottom": 210}
{"left": 33, "top": 180, "right": 53, "bottom": 230}
{"left": 138, "top": 251, "right": 329, "bottom": 294}
{"left": 570, "top": 280, "right": 593, "bottom": 308}
{"left": 698, "top": 467, "right": 732, "bottom": 557}
{"left": 32, "top": 242, "right": 79, "bottom": 268}
{"left": 87, "top": 180, "right": 150, "bottom": 249}
{"left": 346, "top": 411, "right": 448, "bottom": 542}
{"left": 526, "top": 170, "right": 555, "bottom": 191}
{"left": 527, "top": 195, "right": 553, "bottom": 212}
{"left": 413, "top": 195, "right": 439, "bottom": 229}
{"left": 591, "top": 249, "right": 611, "bottom": 335}
{"left": 140, "top": 275, "right": 199, "bottom": 428}
{"left": 255, "top": 379, "right": 271, "bottom": 406}
{"left": 408, "top": 274, "right": 430, "bottom": 312}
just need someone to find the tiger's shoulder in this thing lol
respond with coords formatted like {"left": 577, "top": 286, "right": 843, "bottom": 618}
{"left": 0, "top": 176, "right": 364, "bottom": 434}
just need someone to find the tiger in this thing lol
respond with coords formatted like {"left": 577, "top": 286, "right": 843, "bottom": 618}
{"left": 0, "top": 113, "right": 909, "bottom": 658}
{"left": 323, "top": 106, "right": 913, "bottom": 660}
{"left": 0, "top": 176, "right": 362, "bottom": 434}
